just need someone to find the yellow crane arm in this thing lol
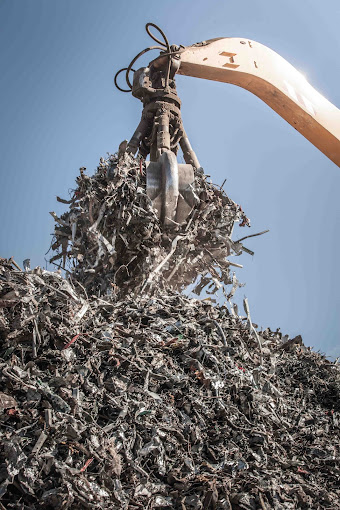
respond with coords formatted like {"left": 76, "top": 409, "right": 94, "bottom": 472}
{"left": 172, "top": 38, "right": 340, "bottom": 167}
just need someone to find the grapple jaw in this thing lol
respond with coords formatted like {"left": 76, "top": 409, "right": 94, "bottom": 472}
{"left": 146, "top": 151, "right": 196, "bottom": 226}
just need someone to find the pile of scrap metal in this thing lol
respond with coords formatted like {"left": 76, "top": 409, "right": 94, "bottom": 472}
{"left": 0, "top": 256, "right": 339, "bottom": 509}
{"left": 2, "top": 18, "right": 340, "bottom": 509}
{"left": 49, "top": 151, "right": 252, "bottom": 299}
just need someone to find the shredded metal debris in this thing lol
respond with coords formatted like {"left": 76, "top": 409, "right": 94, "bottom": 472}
{"left": 0, "top": 153, "right": 339, "bottom": 509}
{"left": 49, "top": 152, "right": 251, "bottom": 298}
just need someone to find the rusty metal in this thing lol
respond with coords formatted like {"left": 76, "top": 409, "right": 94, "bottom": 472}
{"left": 118, "top": 27, "right": 200, "bottom": 225}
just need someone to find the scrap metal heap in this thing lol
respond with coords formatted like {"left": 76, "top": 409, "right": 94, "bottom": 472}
{"left": 0, "top": 256, "right": 339, "bottom": 509}
{"left": 0, "top": 151, "right": 339, "bottom": 509}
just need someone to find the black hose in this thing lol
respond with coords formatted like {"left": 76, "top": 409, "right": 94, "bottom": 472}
{"left": 145, "top": 23, "right": 169, "bottom": 48}
{"left": 114, "top": 23, "right": 174, "bottom": 93}
{"left": 145, "top": 24, "right": 171, "bottom": 90}
{"left": 125, "top": 45, "right": 165, "bottom": 90}
{"left": 114, "top": 68, "right": 134, "bottom": 92}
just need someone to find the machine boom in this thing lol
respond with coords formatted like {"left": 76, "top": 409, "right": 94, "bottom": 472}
{"left": 156, "top": 38, "right": 340, "bottom": 167}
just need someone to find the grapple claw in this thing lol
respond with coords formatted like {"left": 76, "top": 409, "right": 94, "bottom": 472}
{"left": 146, "top": 151, "right": 195, "bottom": 225}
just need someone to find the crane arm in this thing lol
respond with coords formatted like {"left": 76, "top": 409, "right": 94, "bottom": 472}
{"left": 123, "top": 28, "right": 340, "bottom": 223}
{"left": 156, "top": 38, "right": 340, "bottom": 167}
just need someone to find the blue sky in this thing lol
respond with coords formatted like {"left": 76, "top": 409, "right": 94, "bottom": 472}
{"left": 1, "top": 0, "right": 339, "bottom": 358}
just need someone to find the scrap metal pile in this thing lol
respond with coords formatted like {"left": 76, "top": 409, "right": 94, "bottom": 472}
{"left": 0, "top": 257, "right": 339, "bottom": 509}
{"left": 48, "top": 152, "right": 250, "bottom": 298}
{"left": 0, "top": 154, "right": 339, "bottom": 509}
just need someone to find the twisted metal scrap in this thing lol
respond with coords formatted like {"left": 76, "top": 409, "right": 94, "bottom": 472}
{"left": 0, "top": 258, "right": 339, "bottom": 509}
{"left": 50, "top": 151, "right": 249, "bottom": 299}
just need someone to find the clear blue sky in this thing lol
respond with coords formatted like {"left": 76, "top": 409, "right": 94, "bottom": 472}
{"left": 1, "top": 0, "right": 339, "bottom": 358}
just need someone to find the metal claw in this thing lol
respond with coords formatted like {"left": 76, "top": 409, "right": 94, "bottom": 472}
{"left": 146, "top": 150, "right": 195, "bottom": 225}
